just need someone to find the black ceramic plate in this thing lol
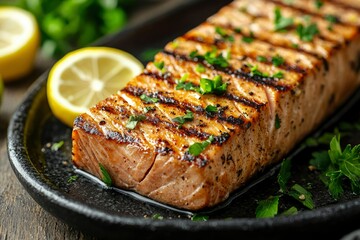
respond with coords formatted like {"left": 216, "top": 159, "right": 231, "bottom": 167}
{"left": 7, "top": 1, "right": 360, "bottom": 239}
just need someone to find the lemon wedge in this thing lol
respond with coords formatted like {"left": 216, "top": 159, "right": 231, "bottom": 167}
{"left": 47, "top": 47, "right": 144, "bottom": 127}
{"left": 0, "top": 6, "right": 40, "bottom": 82}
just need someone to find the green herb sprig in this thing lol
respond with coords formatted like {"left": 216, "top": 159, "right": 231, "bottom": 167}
{"left": 274, "top": 7, "right": 294, "bottom": 32}
{"left": 99, "top": 163, "right": 112, "bottom": 187}
{"left": 126, "top": 115, "right": 146, "bottom": 130}
{"left": 188, "top": 135, "right": 214, "bottom": 157}
{"left": 309, "top": 135, "right": 360, "bottom": 199}
{"left": 172, "top": 110, "right": 194, "bottom": 128}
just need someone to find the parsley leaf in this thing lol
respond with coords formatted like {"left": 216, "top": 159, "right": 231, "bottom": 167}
{"left": 215, "top": 26, "right": 234, "bottom": 42}
{"left": 296, "top": 22, "right": 320, "bottom": 42}
{"left": 255, "top": 196, "right": 279, "bottom": 218}
{"left": 191, "top": 214, "right": 209, "bottom": 221}
{"left": 188, "top": 135, "right": 214, "bottom": 157}
{"left": 205, "top": 105, "right": 218, "bottom": 113}
{"left": 126, "top": 115, "right": 146, "bottom": 130}
{"left": 272, "top": 71, "right": 284, "bottom": 79}
{"left": 314, "top": 0, "right": 324, "bottom": 9}
{"left": 272, "top": 55, "right": 285, "bottom": 67}
{"left": 199, "top": 75, "right": 227, "bottom": 95}
{"left": 278, "top": 158, "right": 291, "bottom": 192}
{"left": 172, "top": 110, "right": 194, "bottom": 128}
{"left": 154, "top": 61, "right": 165, "bottom": 72}
{"left": 99, "top": 163, "right": 112, "bottom": 186}
{"left": 190, "top": 49, "right": 229, "bottom": 69}
{"left": 274, "top": 7, "right": 294, "bottom": 32}
{"left": 288, "top": 184, "right": 315, "bottom": 209}
{"left": 140, "top": 94, "right": 159, "bottom": 103}
{"left": 51, "top": 140, "right": 64, "bottom": 151}
{"left": 195, "top": 64, "right": 206, "bottom": 73}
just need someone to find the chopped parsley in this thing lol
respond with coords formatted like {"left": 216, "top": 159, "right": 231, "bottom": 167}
{"left": 309, "top": 135, "right": 360, "bottom": 199}
{"left": 255, "top": 196, "right": 279, "bottom": 218}
{"left": 272, "top": 71, "right": 284, "bottom": 79}
{"left": 242, "top": 33, "right": 254, "bottom": 43}
{"left": 257, "top": 56, "right": 267, "bottom": 62}
{"left": 215, "top": 26, "right": 234, "bottom": 42}
{"left": 151, "top": 213, "right": 164, "bottom": 220}
{"left": 190, "top": 49, "right": 229, "bottom": 69}
{"left": 172, "top": 110, "right": 194, "bottom": 128}
{"left": 143, "top": 106, "right": 155, "bottom": 113}
{"left": 205, "top": 105, "right": 218, "bottom": 113}
{"left": 199, "top": 75, "right": 227, "bottom": 95}
{"left": 195, "top": 64, "right": 206, "bottom": 73}
{"left": 296, "top": 22, "right": 320, "bottom": 42}
{"left": 325, "top": 14, "right": 339, "bottom": 31}
{"left": 256, "top": 158, "right": 314, "bottom": 218}
{"left": 274, "top": 7, "right": 294, "bottom": 32}
{"left": 314, "top": 0, "right": 324, "bottom": 9}
{"left": 176, "top": 81, "right": 198, "bottom": 92}
{"left": 99, "top": 163, "right": 112, "bottom": 186}
{"left": 67, "top": 175, "right": 78, "bottom": 183}
{"left": 126, "top": 115, "right": 146, "bottom": 130}
{"left": 154, "top": 61, "right": 165, "bottom": 72}
{"left": 188, "top": 135, "right": 214, "bottom": 157}
{"left": 140, "top": 94, "right": 159, "bottom": 103}
{"left": 272, "top": 55, "right": 285, "bottom": 67}
{"left": 51, "top": 140, "right": 64, "bottom": 151}
{"left": 191, "top": 214, "right": 209, "bottom": 221}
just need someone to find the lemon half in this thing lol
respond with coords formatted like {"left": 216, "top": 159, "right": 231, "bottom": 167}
{"left": 0, "top": 6, "right": 40, "bottom": 81}
{"left": 47, "top": 47, "right": 144, "bottom": 127}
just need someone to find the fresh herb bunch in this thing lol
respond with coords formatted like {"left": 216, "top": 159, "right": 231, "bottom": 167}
{"left": 14, "top": 0, "right": 134, "bottom": 59}
{"left": 309, "top": 135, "right": 360, "bottom": 199}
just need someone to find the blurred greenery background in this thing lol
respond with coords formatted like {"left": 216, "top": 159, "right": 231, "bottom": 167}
{"left": 2, "top": 0, "right": 135, "bottom": 59}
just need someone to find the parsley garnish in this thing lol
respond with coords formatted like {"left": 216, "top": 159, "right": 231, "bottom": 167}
{"left": 99, "top": 163, "right": 112, "bottom": 186}
{"left": 242, "top": 35, "right": 254, "bottom": 43}
{"left": 191, "top": 214, "right": 209, "bottom": 221}
{"left": 309, "top": 135, "right": 360, "bottom": 199}
{"left": 314, "top": 0, "right": 324, "bottom": 9}
{"left": 325, "top": 14, "right": 338, "bottom": 31}
{"left": 215, "top": 26, "right": 234, "bottom": 42}
{"left": 296, "top": 22, "right": 320, "bottom": 42}
{"left": 51, "top": 140, "right": 64, "bottom": 151}
{"left": 249, "top": 64, "right": 268, "bottom": 77}
{"left": 188, "top": 135, "right": 214, "bottom": 157}
{"left": 274, "top": 7, "right": 294, "bottom": 32}
{"left": 199, "top": 75, "right": 227, "bottom": 95}
{"left": 205, "top": 105, "right": 218, "bottom": 113}
{"left": 272, "top": 71, "right": 284, "bottom": 79}
{"left": 143, "top": 106, "right": 155, "bottom": 113}
{"left": 140, "top": 94, "right": 159, "bottom": 103}
{"left": 152, "top": 213, "right": 164, "bottom": 220}
{"left": 256, "top": 196, "right": 279, "bottom": 218}
{"left": 256, "top": 158, "right": 314, "bottom": 218}
{"left": 190, "top": 49, "right": 229, "bottom": 69}
{"left": 272, "top": 55, "right": 285, "bottom": 67}
{"left": 67, "top": 175, "right": 78, "bottom": 183}
{"left": 172, "top": 110, "right": 194, "bottom": 128}
{"left": 126, "top": 115, "right": 146, "bottom": 130}
{"left": 195, "top": 64, "right": 206, "bottom": 73}
{"left": 257, "top": 56, "right": 267, "bottom": 62}
{"left": 154, "top": 61, "right": 165, "bottom": 72}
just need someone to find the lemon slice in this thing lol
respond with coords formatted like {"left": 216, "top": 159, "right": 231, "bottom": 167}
{"left": 0, "top": 6, "right": 40, "bottom": 82}
{"left": 47, "top": 47, "right": 144, "bottom": 127}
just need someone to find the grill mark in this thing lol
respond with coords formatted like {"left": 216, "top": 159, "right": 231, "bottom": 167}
{"left": 139, "top": 71, "right": 265, "bottom": 109}
{"left": 145, "top": 114, "right": 231, "bottom": 146}
{"left": 184, "top": 34, "right": 307, "bottom": 74}
{"left": 199, "top": 21, "right": 321, "bottom": 60}
{"left": 228, "top": 1, "right": 347, "bottom": 45}
{"left": 269, "top": 0, "right": 359, "bottom": 27}
{"left": 321, "top": 0, "right": 360, "bottom": 13}
{"left": 162, "top": 50, "right": 292, "bottom": 91}
{"left": 123, "top": 84, "right": 252, "bottom": 126}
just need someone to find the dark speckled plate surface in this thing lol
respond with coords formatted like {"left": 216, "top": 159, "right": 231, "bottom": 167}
{"left": 7, "top": 1, "right": 360, "bottom": 239}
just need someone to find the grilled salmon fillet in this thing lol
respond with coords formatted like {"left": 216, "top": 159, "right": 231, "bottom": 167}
{"left": 72, "top": 0, "right": 360, "bottom": 210}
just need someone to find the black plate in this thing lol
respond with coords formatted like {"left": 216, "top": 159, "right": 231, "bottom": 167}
{"left": 7, "top": 1, "right": 360, "bottom": 239}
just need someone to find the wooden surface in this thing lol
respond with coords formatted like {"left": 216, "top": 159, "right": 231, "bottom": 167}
{"left": 0, "top": 2, "right": 182, "bottom": 239}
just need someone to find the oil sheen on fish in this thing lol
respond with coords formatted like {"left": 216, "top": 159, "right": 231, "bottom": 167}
{"left": 72, "top": 0, "right": 360, "bottom": 211}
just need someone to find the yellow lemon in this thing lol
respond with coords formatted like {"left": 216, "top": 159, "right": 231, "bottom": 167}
{"left": 47, "top": 47, "right": 144, "bottom": 127}
{"left": 0, "top": 6, "right": 40, "bottom": 82}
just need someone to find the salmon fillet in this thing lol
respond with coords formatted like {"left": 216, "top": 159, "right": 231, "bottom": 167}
{"left": 72, "top": 0, "right": 360, "bottom": 211}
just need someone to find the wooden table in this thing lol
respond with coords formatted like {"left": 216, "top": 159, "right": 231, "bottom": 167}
{"left": 0, "top": 2, "right": 184, "bottom": 239}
